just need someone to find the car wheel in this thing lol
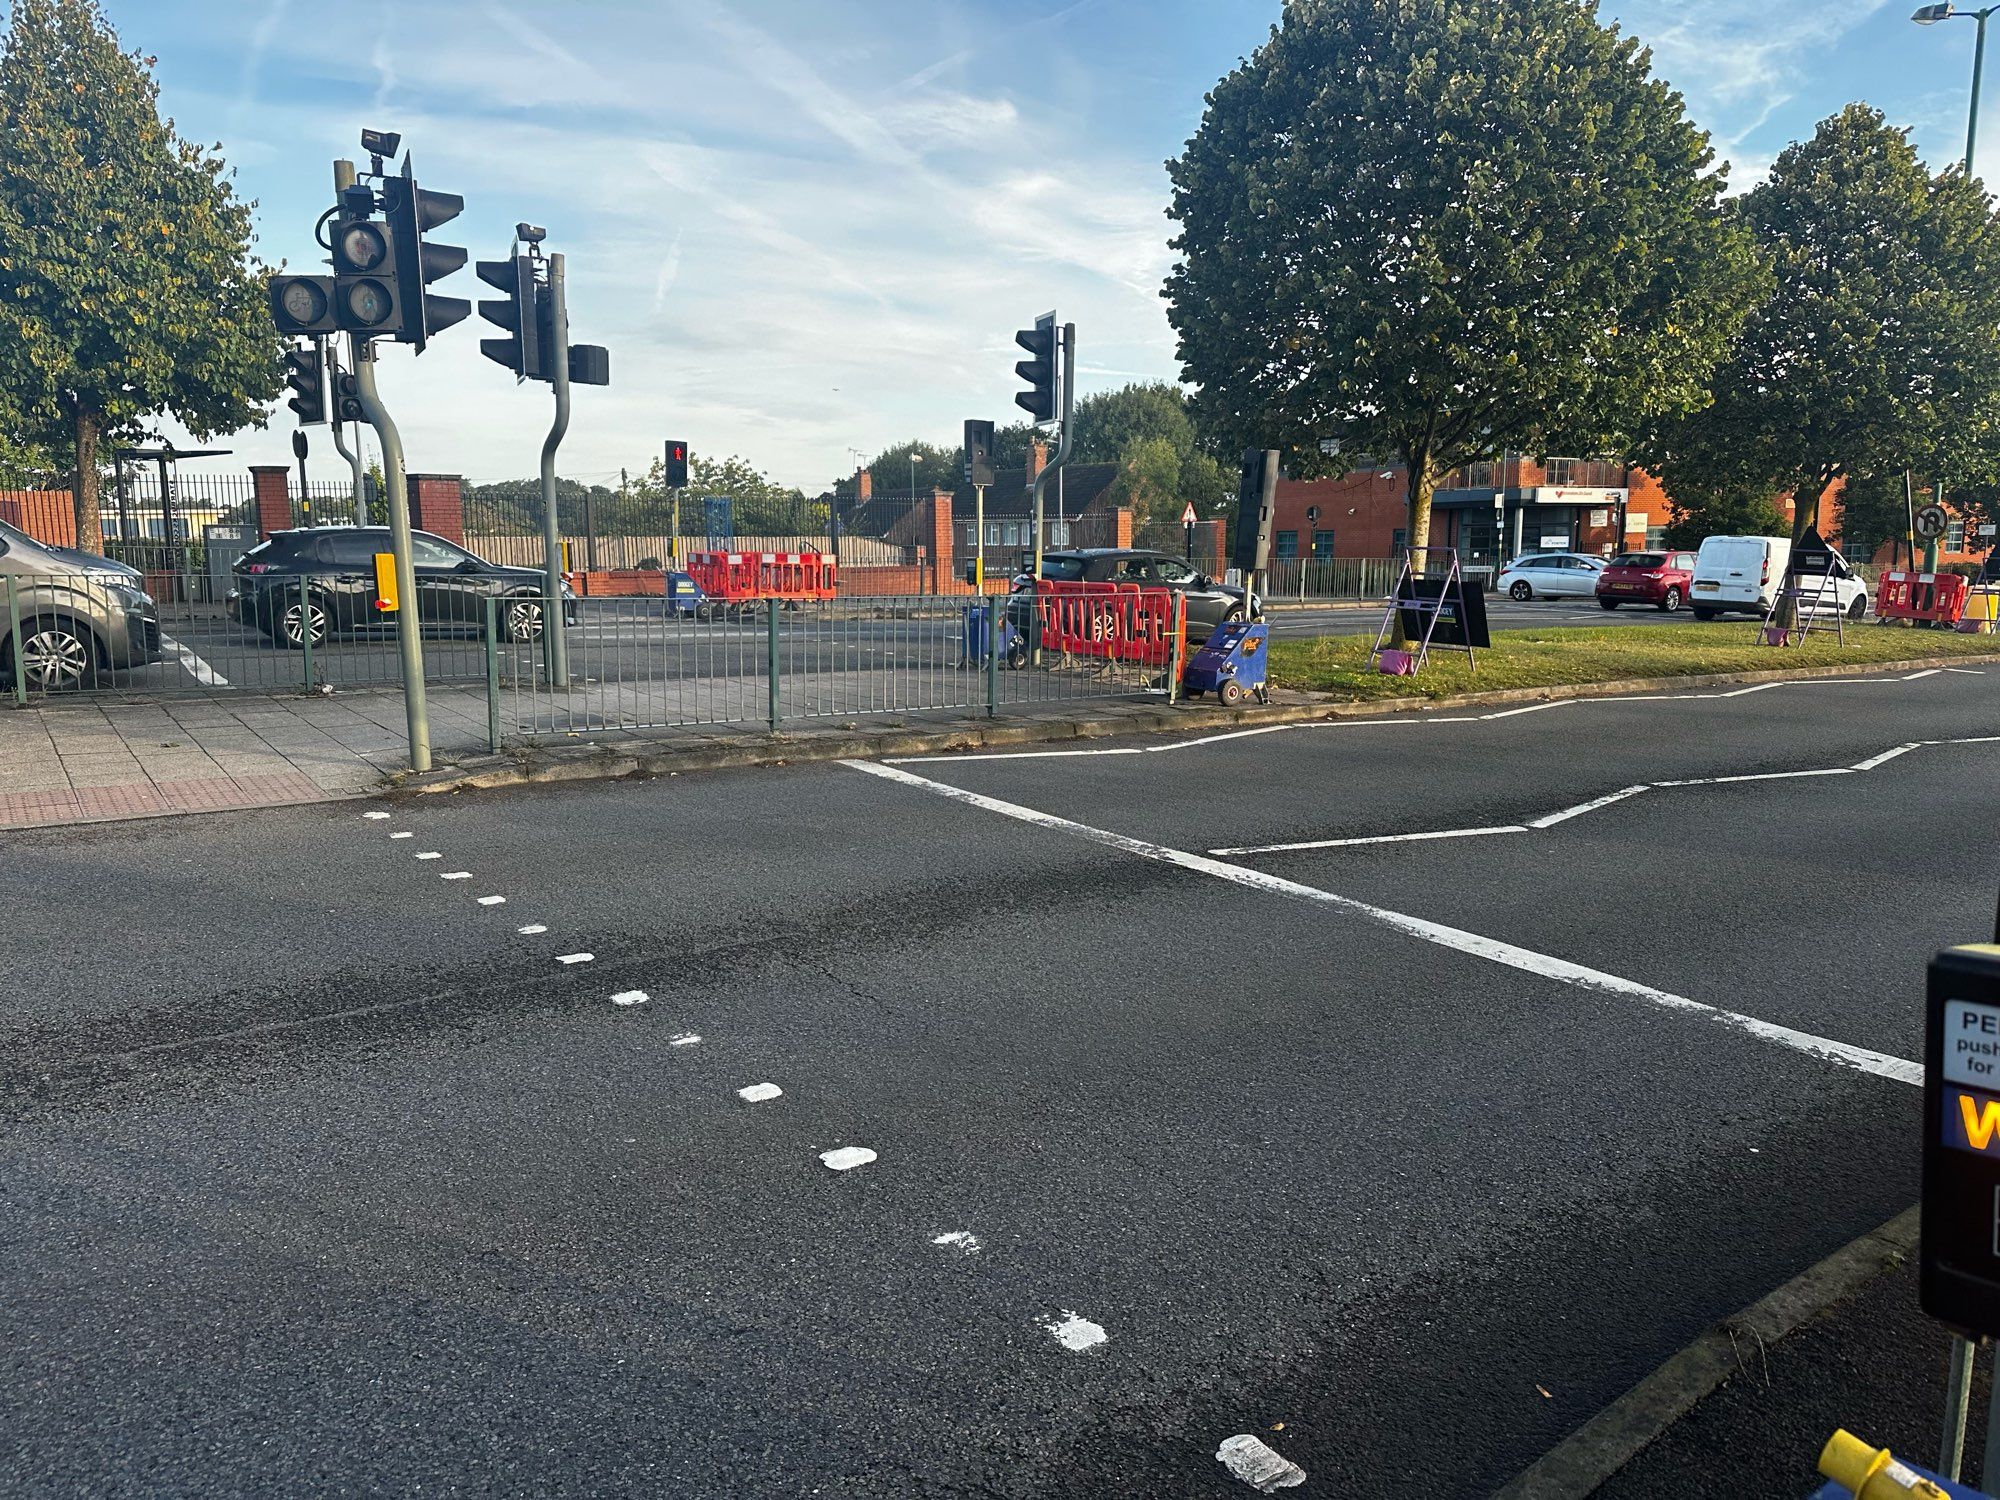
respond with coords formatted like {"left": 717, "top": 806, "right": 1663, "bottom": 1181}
{"left": 1848, "top": 593, "right": 1868, "bottom": 621}
{"left": 505, "top": 598, "right": 546, "bottom": 642}
{"left": 1005, "top": 640, "right": 1028, "bottom": 670}
{"left": 1219, "top": 679, "right": 1245, "bottom": 707}
{"left": 1509, "top": 580, "right": 1533, "bottom": 601}
{"left": 1659, "top": 586, "right": 1684, "bottom": 613}
{"left": 280, "top": 598, "right": 330, "bottom": 650}
{"left": 7, "top": 620, "right": 96, "bottom": 691}
{"left": 1599, "top": 598, "right": 1619, "bottom": 611}
{"left": 1692, "top": 606, "right": 1718, "bottom": 622}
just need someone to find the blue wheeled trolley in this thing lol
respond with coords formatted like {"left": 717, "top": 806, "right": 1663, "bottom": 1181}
{"left": 1182, "top": 620, "right": 1269, "bottom": 706}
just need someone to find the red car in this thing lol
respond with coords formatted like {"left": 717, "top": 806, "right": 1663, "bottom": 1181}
{"left": 1596, "top": 550, "right": 1699, "bottom": 612}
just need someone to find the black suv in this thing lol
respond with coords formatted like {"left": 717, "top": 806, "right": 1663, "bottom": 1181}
{"left": 230, "top": 527, "right": 576, "bottom": 647}
{"left": 1005, "top": 549, "right": 1261, "bottom": 640}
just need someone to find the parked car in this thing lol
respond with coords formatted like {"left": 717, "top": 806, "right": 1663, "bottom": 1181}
{"left": 0, "top": 517, "right": 162, "bottom": 690}
{"left": 1688, "top": 535, "right": 1869, "bottom": 621}
{"left": 1004, "top": 548, "right": 1261, "bottom": 641}
{"left": 1595, "top": 550, "right": 1700, "bottom": 612}
{"left": 229, "top": 526, "right": 579, "bottom": 647}
{"left": 1495, "top": 552, "right": 1607, "bottom": 600}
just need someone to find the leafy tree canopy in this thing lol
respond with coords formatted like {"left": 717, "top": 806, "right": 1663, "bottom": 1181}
{"left": 0, "top": 0, "right": 283, "bottom": 551}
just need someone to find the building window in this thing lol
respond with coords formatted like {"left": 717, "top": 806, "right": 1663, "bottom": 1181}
{"left": 1392, "top": 528, "right": 1408, "bottom": 553}
{"left": 964, "top": 524, "right": 977, "bottom": 547}
{"left": 1947, "top": 519, "right": 1967, "bottom": 552}
{"left": 1274, "top": 530, "right": 1299, "bottom": 559}
{"left": 986, "top": 522, "right": 1002, "bottom": 546}
{"left": 1312, "top": 529, "right": 1335, "bottom": 558}
{"left": 1003, "top": 522, "right": 1021, "bottom": 545}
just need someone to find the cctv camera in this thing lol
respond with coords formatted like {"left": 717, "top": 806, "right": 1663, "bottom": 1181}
{"left": 516, "top": 223, "right": 548, "bottom": 245}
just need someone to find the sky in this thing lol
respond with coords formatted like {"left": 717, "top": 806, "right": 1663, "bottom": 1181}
{"left": 76, "top": 0, "right": 2000, "bottom": 494}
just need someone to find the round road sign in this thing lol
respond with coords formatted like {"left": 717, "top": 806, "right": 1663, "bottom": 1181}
{"left": 1915, "top": 503, "right": 1950, "bottom": 541}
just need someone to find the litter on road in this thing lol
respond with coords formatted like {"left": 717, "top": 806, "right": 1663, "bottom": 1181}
{"left": 819, "top": 1146, "right": 877, "bottom": 1171}
{"left": 1215, "top": 1434, "right": 1306, "bottom": 1491}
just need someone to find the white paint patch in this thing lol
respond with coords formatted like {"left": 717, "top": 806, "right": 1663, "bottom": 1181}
{"left": 819, "top": 1146, "right": 877, "bottom": 1171}
{"left": 1212, "top": 825, "right": 1522, "bottom": 856}
{"left": 416, "top": 851, "right": 441, "bottom": 860}
{"left": 932, "top": 1230, "right": 982, "bottom": 1254}
{"left": 846, "top": 760, "right": 1921, "bottom": 1088}
{"left": 362, "top": 811, "right": 391, "bottom": 820}
{"left": 737, "top": 1082, "right": 782, "bottom": 1102}
{"left": 477, "top": 895, "right": 506, "bottom": 906}
{"left": 1528, "top": 785, "right": 1651, "bottom": 828}
{"left": 389, "top": 830, "right": 414, "bottom": 839}
{"left": 517, "top": 923, "right": 548, "bottom": 935}
{"left": 1851, "top": 743, "right": 1921, "bottom": 772}
{"left": 1039, "top": 1310, "right": 1108, "bottom": 1353}
{"left": 1216, "top": 1434, "right": 1307, "bottom": 1492}
{"left": 161, "top": 634, "right": 228, "bottom": 686}
{"left": 441, "top": 871, "right": 472, "bottom": 880}
{"left": 669, "top": 1032, "right": 702, "bottom": 1047}
{"left": 611, "top": 990, "right": 649, "bottom": 1007}
{"left": 557, "top": 952, "right": 595, "bottom": 965}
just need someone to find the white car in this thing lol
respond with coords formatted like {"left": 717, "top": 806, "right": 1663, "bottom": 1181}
{"left": 1689, "top": 535, "right": 1870, "bottom": 620}
{"left": 1496, "top": 552, "right": 1607, "bottom": 600}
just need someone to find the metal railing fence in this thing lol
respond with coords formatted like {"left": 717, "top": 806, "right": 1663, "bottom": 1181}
{"left": 1259, "top": 557, "right": 1403, "bottom": 601}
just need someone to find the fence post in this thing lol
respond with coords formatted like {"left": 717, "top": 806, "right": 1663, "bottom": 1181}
{"left": 1168, "top": 594, "right": 1185, "bottom": 705}
{"left": 767, "top": 598, "right": 780, "bottom": 731}
{"left": 6, "top": 577, "right": 24, "bottom": 705}
{"left": 485, "top": 594, "right": 501, "bottom": 753}
{"left": 986, "top": 593, "right": 1000, "bottom": 718}
{"left": 297, "top": 577, "right": 315, "bottom": 692}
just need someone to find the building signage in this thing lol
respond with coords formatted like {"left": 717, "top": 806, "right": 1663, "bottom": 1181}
{"left": 1625, "top": 512, "right": 1650, "bottom": 532}
{"left": 1530, "top": 487, "right": 1630, "bottom": 507}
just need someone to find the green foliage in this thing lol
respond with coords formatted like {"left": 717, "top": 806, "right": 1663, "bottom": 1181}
{"left": 0, "top": 427, "right": 66, "bottom": 488}
{"left": 1832, "top": 472, "right": 1913, "bottom": 562}
{"left": 1661, "top": 480, "right": 1788, "bottom": 550}
{"left": 1069, "top": 383, "right": 1196, "bottom": 465}
{"left": 0, "top": 0, "right": 283, "bottom": 549}
{"left": 1645, "top": 105, "right": 2000, "bottom": 544}
{"left": 1165, "top": 0, "right": 1765, "bottom": 535}
{"left": 850, "top": 439, "right": 959, "bottom": 497}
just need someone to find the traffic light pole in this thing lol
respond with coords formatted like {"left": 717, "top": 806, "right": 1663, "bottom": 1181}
{"left": 540, "top": 252, "right": 571, "bottom": 690}
{"left": 1028, "top": 322, "right": 1075, "bottom": 663}
{"left": 351, "top": 340, "right": 432, "bottom": 772}
{"left": 330, "top": 341, "right": 367, "bottom": 526}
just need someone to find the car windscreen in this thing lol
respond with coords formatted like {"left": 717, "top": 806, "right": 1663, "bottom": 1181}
{"left": 1038, "top": 556, "right": 1089, "bottom": 582}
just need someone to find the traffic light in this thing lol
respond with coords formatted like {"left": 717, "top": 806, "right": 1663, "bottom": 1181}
{"left": 665, "top": 441, "right": 689, "bottom": 488}
{"left": 476, "top": 253, "right": 543, "bottom": 381}
{"left": 1014, "top": 311, "right": 1057, "bottom": 425}
{"left": 380, "top": 162, "right": 469, "bottom": 353}
{"left": 964, "top": 419, "right": 996, "bottom": 488}
{"left": 332, "top": 212, "right": 399, "bottom": 336}
{"left": 569, "top": 344, "right": 610, "bottom": 387}
{"left": 284, "top": 343, "right": 326, "bottom": 426}
{"left": 333, "top": 370, "right": 362, "bottom": 425}
{"left": 270, "top": 274, "right": 337, "bottom": 335}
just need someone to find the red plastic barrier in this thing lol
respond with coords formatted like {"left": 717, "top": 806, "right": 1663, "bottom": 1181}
{"left": 686, "top": 550, "right": 837, "bottom": 603}
{"left": 1033, "top": 580, "right": 1185, "bottom": 666}
{"left": 1877, "top": 570, "right": 1968, "bottom": 625}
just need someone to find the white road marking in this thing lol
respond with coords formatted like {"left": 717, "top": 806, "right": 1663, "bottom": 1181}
{"left": 820, "top": 1146, "right": 877, "bottom": 1171}
{"left": 1946, "top": 668, "right": 1987, "bottom": 676}
{"left": 441, "top": 871, "right": 472, "bottom": 880}
{"left": 478, "top": 895, "right": 506, "bottom": 906}
{"left": 161, "top": 634, "right": 228, "bottom": 686}
{"left": 1212, "top": 825, "right": 1524, "bottom": 856}
{"left": 517, "top": 924, "right": 548, "bottom": 935}
{"left": 932, "top": 1230, "right": 982, "bottom": 1254}
{"left": 1905, "top": 668, "right": 1943, "bottom": 680}
{"left": 1216, "top": 1434, "right": 1307, "bottom": 1492}
{"left": 1145, "top": 723, "right": 1297, "bottom": 752}
{"left": 887, "top": 746, "right": 1146, "bottom": 765}
{"left": 557, "top": 952, "right": 595, "bottom": 965}
{"left": 390, "top": 831, "right": 414, "bottom": 840}
{"left": 1654, "top": 768, "right": 1856, "bottom": 788}
{"left": 669, "top": 1032, "right": 702, "bottom": 1047}
{"left": 1481, "top": 701, "right": 1572, "bottom": 719}
{"left": 611, "top": 990, "right": 649, "bottom": 1007}
{"left": 1528, "top": 785, "right": 1651, "bottom": 828}
{"left": 1851, "top": 743, "right": 1921, "bottom": 772}
{"left": 1039, "top": 1311, "right": 1109, "bottom": 1353}
{"left": 362, "top": 811, "right": 391, "bottom": 820}
{"left": 848, "top": 760, "right": 1920, "bottom": 1087}
{"left": 737, "top": 1082, "right": 783, "bottom": 1102}
{"left": 416, "top": 852, "right": 441, "bottom": 860}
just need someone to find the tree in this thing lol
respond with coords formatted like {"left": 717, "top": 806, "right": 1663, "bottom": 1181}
{"left": 1069, "top": 383, "right": 1197, "bottom": 465}
{"left": 0, "top": 0, "right": 282, "bottom": 553}
{"left": 1645, "top": 105, "right": 2000, "bottom": 612}
{"left": 853, "top": 439, "right": 958, "bottom": 497}
{"left": 1165, "top": 0, "right": 1766, "bottom": 591}
{"left": 1661, "top": 479, "right": 1789, "bottom": 551}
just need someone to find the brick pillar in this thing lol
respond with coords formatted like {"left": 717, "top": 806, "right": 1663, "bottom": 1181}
{"left": 1114, "top": 507, "right": 1134, "bottom": 548}
{"left": 251, "top": 466, "right": 293, "bottom": 539}
{"left": 857, "top": 469, "right": 873, "bottom": 501}
{"left": 1026, "top": 440, "right": 1047, "bottom": 483}
{"left": 407, "top": 474, "right": 464, "bottom": 545}
{"left": 928, "top": 488, "right": 955, "bottom": 592}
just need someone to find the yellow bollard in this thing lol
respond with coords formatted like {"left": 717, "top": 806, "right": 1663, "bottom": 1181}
{"left": 1819, "top": 1430, "right": 1952, "bottom": 1498}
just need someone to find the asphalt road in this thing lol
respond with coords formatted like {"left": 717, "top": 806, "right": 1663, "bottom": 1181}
{"left": 110, "top": 593, "right": 1710, "bottom": 695}
{"left": 4, "top": 666, "right": 1993, "bottom": 1496}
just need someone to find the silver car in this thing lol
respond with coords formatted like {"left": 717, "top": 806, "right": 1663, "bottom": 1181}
{"left": 0, "top": 518, "right": 162, "bottom": 690}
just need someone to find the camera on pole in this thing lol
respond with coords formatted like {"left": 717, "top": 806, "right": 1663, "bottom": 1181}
{"left": 284, "top": 342, "right": 327, "bottom": 425}
{"left": 1014, "top": 312, "right": 1058, "bottom": 425}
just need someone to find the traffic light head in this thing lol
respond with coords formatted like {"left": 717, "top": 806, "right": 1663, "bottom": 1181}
{"left": 1014, "top": 312, "right": 1057, "bottom": 426}
{"left": 331, "top": 217, "right": 399, "bottom": 335}
{"left": 270, "top": 274, "right": 337, "bottom": 335}
{"left": 476, "top": 254, "right": 542, "bottom": 381}
{"left": 380, "top": 165, "right": 469, "bottom": 352}
{"left": 664, "top": 441, "right": 689, "bottom": 488}
{"left": 283, "top": 343, "right": 326, "bottom": 426}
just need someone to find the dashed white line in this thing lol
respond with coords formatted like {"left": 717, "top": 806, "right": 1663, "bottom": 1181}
{"left": 362, "top": 811, "right": 391, "bottom": 820}
{"left": 848, "top": 759, "right": 1920, "bottom": 1088}
{"left": 441, "top": 871, "right": 472, "bottom": 880}
{"left": 932, "top": 1230, "right": 982, "bottom": 1254}
{"left": 390, "top": 831, "right": 414, "bottom": 840}
{"left": 737, "top": 1082, "right": 783, "bottom": 1102}
{"left": 669, "top": 1032, "right": 702, "bottom": 1047}
{"left": 557, "top": 952, "right": 595, "bottom": 965}
{"left": 416, "top": 852, "right": 441, "bottom": 861}
{"left": 611, "top": 990, "right": 649, "bottom": 1007}
{"left": 477, "top": 895, "right": 506, "bottom": 906}
{"left": 517, "top": 923, "right": 548, "bottom": 935}
{"left": 820, "top": 1146, "right": 877, "bottom": 1171}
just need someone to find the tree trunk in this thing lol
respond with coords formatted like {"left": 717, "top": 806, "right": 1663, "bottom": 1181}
{"left": 1392, "top": 455, "right": 1437, "bottom": 646}
{"left": 71, "top": 404, "right": 103, "bottom": 556}
{"left": 1774, "top": 476, "right": 1828, "bottom": 630}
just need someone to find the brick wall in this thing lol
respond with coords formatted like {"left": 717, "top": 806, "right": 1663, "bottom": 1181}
{"left": 926, "top": 489, "right": 954, "bottom": 591}
{"left": 408, "top": 474, "right": 464, "bottom": 545}
{"left": 1273, "top": 471, "right": 1410, "bottom": 557}
{"left": 0, "top": 490, "right": 77, "bottom": 548}
{"left": 251, "top": 466, "right": 293, "bottom": 540}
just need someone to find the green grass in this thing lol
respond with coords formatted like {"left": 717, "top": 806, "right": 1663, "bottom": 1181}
{"left": 1269, "top": 620, "right": 2000, "bottom": 702}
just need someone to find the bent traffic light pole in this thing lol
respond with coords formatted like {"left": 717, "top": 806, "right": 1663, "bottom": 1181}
{"left": 1029, "top": 322, "right": 1076, "bottom": 664}
{"left": 351, "top": 341, "right": 432, "bottom": 772}
{"left": 540, "top": 252, "right": 572, "bottom": 690}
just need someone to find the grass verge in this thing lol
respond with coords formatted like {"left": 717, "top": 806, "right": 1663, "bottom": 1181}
{"left": 1269, "top": 621, "right": 2000, "bottom": 701}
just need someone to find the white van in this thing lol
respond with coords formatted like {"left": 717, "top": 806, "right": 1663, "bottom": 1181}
{"left": 1690, "top": 535, "right": 1869, "bottom": 620}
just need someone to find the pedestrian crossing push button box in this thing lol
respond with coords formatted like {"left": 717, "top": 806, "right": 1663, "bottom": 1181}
{"left": 1922, "top": 944, "right": 2000, "bottom": 1338}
